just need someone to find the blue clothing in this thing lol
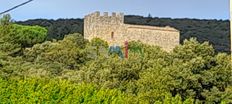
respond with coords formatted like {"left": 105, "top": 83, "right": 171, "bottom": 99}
{"left": 108, "top": 46, "right": 124, "bottom": 58}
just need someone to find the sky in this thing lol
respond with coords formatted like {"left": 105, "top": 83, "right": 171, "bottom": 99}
{"left": 0, "top": 0, "right": 230, "bottom": 21}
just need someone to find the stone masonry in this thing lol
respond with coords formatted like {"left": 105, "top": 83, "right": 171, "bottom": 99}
{"left": 84, "top": 11, "right": 180, "bottom": 51}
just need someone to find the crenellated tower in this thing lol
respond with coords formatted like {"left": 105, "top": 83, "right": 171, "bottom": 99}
{"left": 84, "top": 11, "right": 124, "bottom": 41}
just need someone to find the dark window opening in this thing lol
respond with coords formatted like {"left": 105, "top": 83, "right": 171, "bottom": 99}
{"left": 111, "top": 32, "right": 114, "bottom": 39}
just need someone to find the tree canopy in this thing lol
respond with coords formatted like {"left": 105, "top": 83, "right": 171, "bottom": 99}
{"left": 17, "top": 15, "right": 230, "bottom": 53}
{"left": 0, "top": 15, "right": 231, "bottom": 104}
{"left": 0, "top": 16, "right": 47, "bottom": 56}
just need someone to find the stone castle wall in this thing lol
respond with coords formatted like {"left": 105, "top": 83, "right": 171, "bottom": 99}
{"left": 84, "top": 11, "right": 180, "bottom": 51}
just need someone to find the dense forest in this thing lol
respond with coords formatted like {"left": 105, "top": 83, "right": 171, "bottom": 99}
{"left": 0, "top": 14, "right": 231, "bottom": 103}
{"left": 17, "top": 15, "right": 230, "bottom": 53}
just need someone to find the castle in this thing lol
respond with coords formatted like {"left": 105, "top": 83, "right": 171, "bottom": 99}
{"left": 84, "top": 11, "right": 180, "bottom": 51}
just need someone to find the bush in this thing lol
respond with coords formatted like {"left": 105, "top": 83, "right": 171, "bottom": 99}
{"left": 0, "top": 77, "right": 126, "bottom": 104}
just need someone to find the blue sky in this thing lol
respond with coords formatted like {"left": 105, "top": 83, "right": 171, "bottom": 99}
{"left": 0, "top": 0, "right": 229, "bottom": 21}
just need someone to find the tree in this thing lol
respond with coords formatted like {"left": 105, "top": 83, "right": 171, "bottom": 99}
{"left": 165, "top": 38, "right": 231, "bottom": 103}
{"left": 90, "top": 38, "right": 108, "bottom": 56}
{"left": 24, "top": 33, "right": 88, "bottom": 71}
{"left": 0, "top": 15, "right": 47, "bottom": 56}
{"left": 0, "top": 14, "right": 11, "bottom": 26}
{"left": 12, "top": 24, "right": 47, "bottom": 48}
{"left": 0, "top": 24, "right": 47, "bottom": 55}
{"left": 148, "top": 13, "right": 152, "bottom": 18}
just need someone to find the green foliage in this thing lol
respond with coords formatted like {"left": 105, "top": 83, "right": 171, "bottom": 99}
{"left": 17, "top": 16, "right": 229, "bottom": 53}
{"left": 24, "top": 33, "right": 88, "bottom": 71}
{"left": 165, "top": 39, "right": 231, "bottom": 103}
{"left": 128, "top": 41, "right": 144, "bottom": 56}
{"left": 89, "top": 38, "right": 108, "bottom": 57}
{"left": 17, "top": 18, "right": 84, "bottom": 40}
{"left": 90, "top": 38, "right": 109, "bottom": 48}
{"left": 1, "top": 34, "right": 231, "bottom": 103}
{"left": 11, "top": 24, "right": 47, "bottom": 47}
{"left": 1, "top": 15, "right": 231, "bottom": 103}
{"left": 0, "top": 17, "right": 47, "bottom": 56}
{"left": 27, "top": 38, "right": 232, "bottom": 103}
{"left": 0, "top": 77, "right": 127, "bottom": 104}
{"left": 0, "top": 14, "right": 11, "bottom": 26}
{"left": 0, "top": 77, "right": 198, "bottom": 104}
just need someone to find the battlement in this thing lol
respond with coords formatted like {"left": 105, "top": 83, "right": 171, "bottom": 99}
{"left": 84, "top": 11, "right": 124, "bottom": 24}
{"left": 85, "top": 11, "right": 124, "bottom": 18}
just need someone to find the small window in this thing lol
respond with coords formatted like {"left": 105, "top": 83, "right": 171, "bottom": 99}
{"left": 111, "top": 32, "right": 114, "bottom": 39}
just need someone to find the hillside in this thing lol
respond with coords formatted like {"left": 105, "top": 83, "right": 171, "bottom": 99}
{"left": 17, "top": 16, "right": 230, "bottom": 53}
{"left": 1, "top": 15, "right": 231, "bottom": 103}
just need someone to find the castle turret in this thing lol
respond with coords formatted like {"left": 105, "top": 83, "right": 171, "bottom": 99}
{"left": 84, "top": 11, "right": 124, "bottom": 40}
